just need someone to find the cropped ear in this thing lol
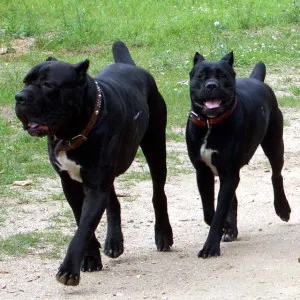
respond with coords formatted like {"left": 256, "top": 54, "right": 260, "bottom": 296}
{"left": 75, "top": 59, "right": 89, "bottom": 73}
{"left": 75, "top": 59, "right": 90, "bottom": 83}
{"left": 221, "top": 51, "right": 234, "bottom": 66}
{"left": 46, "top": 57, "right": 58, "bottom": 62}
{"left": 193, "top": 52, "right": 205, "bottom": 66}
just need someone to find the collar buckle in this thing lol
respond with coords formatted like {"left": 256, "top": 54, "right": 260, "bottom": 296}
{"left": 68, "top": 134, "right": 87, "bottom": 149}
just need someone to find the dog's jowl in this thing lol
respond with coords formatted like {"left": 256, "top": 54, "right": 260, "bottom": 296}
{"left": 186, "top": 51, "right": 291, "bottom": 258}
{"left": 15, "top": 41, "right": 173, "bottom": 286}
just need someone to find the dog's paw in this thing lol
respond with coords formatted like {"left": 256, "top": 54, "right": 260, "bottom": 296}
{"left": 56, "top": 268, "right": 80, "bottom": 286}
{"left": 155, "top": 222, "right": 173, "bottom": 252}
{"left": 222, "top": 228, "right": 238, "bottom": 242}
{"left": 274, "top": 199, "right": 291, "bottom": 222}
{"left": 81, "top": 249, "right": 103, "bottom": 272}
{"left": 197, "top": 243, "right": 220, "bottom": 258}
{"left": 104, "top": 231, "right": 124, "bottom": 258}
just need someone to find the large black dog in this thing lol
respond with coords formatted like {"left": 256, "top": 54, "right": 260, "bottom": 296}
{"left": 15, "top": 41, "right": 173, "bottom": 285}
{"left": 186, "top": 51, "right": 291, "bottom": 258}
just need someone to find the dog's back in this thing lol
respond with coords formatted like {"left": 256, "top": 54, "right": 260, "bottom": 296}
{"left": 249, "top": 62, "right": 266, "bottom": 82}
{"left": 112, "top": 41, "right": 136, "bottom": 66}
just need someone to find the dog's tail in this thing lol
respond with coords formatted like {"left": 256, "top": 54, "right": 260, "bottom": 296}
{"left": 112, "top": 41, "right": 136, "bottom": 66}
{"left": 249, "top": 62, "right": 266, "bottom": 82}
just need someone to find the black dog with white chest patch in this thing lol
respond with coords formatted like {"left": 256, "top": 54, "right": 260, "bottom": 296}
{"left": 186, "top": 51, "right": 291, "bottom": 258}
{"left": 15, "top": 41, "right": 173, "bottom": 285}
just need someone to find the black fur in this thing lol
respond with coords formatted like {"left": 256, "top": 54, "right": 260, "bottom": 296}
{"left": 15, "top": 41, "right": 173, "bottom": 286}
{"left": 186, "top": 52, "right": 291, "bottom": 258}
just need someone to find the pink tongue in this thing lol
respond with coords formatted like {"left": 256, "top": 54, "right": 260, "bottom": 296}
{"left": 205, "top": 100, "right": 221, "bottom": 109}
{"left": 28, "top": 122, "right": 48, "bottom": 131}
{"left": 28, "top": 122, "right": 39, "bottom": 129}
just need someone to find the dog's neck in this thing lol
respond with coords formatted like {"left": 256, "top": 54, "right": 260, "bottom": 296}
{"left": 53, "top": 78, "right": 102, "bottom": 155}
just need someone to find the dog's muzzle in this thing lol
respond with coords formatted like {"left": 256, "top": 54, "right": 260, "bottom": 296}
{"left": 15, "top": 91, "right": 49, "bottom": 137}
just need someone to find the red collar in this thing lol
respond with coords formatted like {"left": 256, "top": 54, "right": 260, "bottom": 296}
{"left": 189, "top": 97, "right": 237, "bottom": 128}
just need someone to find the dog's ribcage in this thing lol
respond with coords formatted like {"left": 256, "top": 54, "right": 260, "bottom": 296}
{"left": 200, "top": 128, "right": 218, "bottom": 175}
{"left": 56, "top": 152, "right": 82, "bottom": 183}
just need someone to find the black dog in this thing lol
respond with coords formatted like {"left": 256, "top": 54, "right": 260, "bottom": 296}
{"left": 15, "top": 41, "right": 173, "bottom": 285}
{"left": 186, "top": 51, "right": 291, "bottom": 258}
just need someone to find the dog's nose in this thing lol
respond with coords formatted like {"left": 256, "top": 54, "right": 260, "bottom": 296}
{"left": 15, "top": 91, "right": 27, "bottom": 103}
{"left": 205, "top": 81, "right": 218, "bottom": 90}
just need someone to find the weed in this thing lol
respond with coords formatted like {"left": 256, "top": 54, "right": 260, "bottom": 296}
{"left": 0, "top": 209, "right": 7, "bottom": 226}
{"left": 278, "top": 96, "right": 300, "bottom": 108}
{"left": 0, "top": 230, "right": 72, "bottom": 258}
{"left": 51, "top": 192, "right": 66, "bottom": 201}
{"left": 290, "top": 85, "right": 300, "bottom": 96}
{"left": 0, "top": 232, "right": 41, "bottom": 256}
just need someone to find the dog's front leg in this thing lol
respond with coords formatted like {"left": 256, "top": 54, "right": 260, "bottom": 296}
{"left": 196, "top": 163, "right": 215, "bottom": 226}
{"left": 198, "top": 176, "right": 240, "bottom": 258}
{"left": 56, "top": 188, "right": 108, "bottom": 286}
{"left": 57, "top": 172, "right": 102, "bottom": 273}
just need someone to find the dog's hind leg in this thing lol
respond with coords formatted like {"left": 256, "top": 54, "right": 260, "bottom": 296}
{"left": 104, "top": 185, "right": 124, "bottom": 258}
{"left": 261, "top": 109, "right": 291, "bottom": 221}
{"left": 59, "top": 172, "right": 103, "bottom": 273}
{"left": 222, "top": 194, "right": 238, "bottom": 242}
{"left": 140, "top": 92, "right": 173, "bottom": 251}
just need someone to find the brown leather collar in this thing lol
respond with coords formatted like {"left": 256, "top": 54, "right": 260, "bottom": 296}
{"left": 54, "top": 81, "right": 102, "bottom": 155}
{"left": 189, "top": 97, "right": 237, "bottom": 128}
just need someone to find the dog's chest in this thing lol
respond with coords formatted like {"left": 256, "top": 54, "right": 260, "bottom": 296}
{"left": 200, "top": 128, "right": 218, "bottom": 175}
{"left": 55, "top": 152, "right": 82, "bottom": 183}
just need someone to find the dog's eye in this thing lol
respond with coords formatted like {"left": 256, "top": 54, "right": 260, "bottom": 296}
{"left": 219, "top": 73, "right": 226, "bottom": 79}
{"left": 197, "top": 73, "right": 205, "bottom": 79}
{"left": 43, "top": 81, "right": 55, "bottom": 89}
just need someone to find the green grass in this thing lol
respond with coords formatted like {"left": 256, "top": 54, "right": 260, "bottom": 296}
{"left": 0, "top": 0, "right": 299, "bottom": 257}
{"left": 39, "top": 231, "right": 72, "bottom": 259}
{"left": 0, "top": 115, "right": 55, "bottom": 198}
{"left": 0, "top": 0, "right": 298, "bottom": 196}
{"left": 0, "top": 232, "right": 41, "bottom": 256}
{"left": 51, "top": 192, "right": 66, "bottom": 201}
{"left": 49, "top": 208, "right": 74, "bottom": 228}
{"left": 167, "top": 149, "right": 192, "bottom": 178}
{"left": 290, "top": 85, "right": 300, "bottom": 96}
{"left": 278, "top": 96, "right": 300, "bottom": 108}
{"left": 1, "top": 1, "right": 299, "bottom": 54}
{"left": 0, "top": 231, "right": 71, "bottom": 258}
{"left": 0, "top": 208, "right": 7, "bottom": 226}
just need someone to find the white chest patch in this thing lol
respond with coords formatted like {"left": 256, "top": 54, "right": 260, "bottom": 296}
{"left": 200, "top": 128, "right": 218, "bottom": 176}
{"left": 56, "top": 152, "right": 82, "bottom": 183}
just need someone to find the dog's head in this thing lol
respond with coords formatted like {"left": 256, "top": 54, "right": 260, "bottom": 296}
{"left": 189, "top": 52, "right": 236, "bottom": 119}
{"left": 15, "top": 57, "right": 90, "bottom": 138}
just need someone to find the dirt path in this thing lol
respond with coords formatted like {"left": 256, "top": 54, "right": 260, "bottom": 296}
{"left": 0, "top": 109, "right": 300, "bottom": 300}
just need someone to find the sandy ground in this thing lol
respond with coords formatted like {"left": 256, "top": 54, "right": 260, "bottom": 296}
{"left": 0, "top": 108, "right": 300, "bottom": 300}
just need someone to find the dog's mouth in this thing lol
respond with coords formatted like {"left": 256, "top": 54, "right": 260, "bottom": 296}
{"left": 19, "top": 116, "right": 49, "bottom": 137}
{"left": 194, "top": 98, "right": 223, "bottom": 118}
{"left": 204, "top": 99, "right": 222, "bottom": 109}
{"left": 27, "top": 122, "right": 49, "bottom": 137}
